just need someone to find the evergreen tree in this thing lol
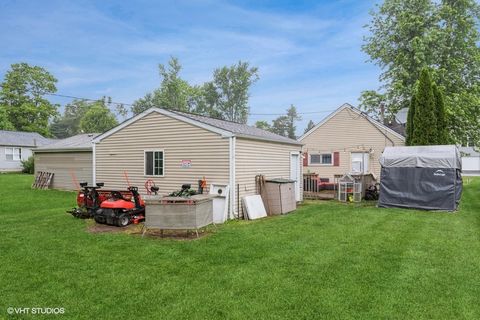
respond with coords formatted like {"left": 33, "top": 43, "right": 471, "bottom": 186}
{"left": 412, "top": 69, "right": 437, "bottom": 145}
{"left": 433, "top": 83, "right": 449, "bottom": 144}
{"left": 271, "top": 116, "right": 289, "bottom": 137}
{"left": 286, "top": 105, "right": 301, "bottom": 139}
{"left": 406, "top": 93, "right": 417, "bottom": 146}
{"left": 254, "top": 120, "right": 271, "bottom": 131}
{"left": 361, "top": 0, "right": 480, "bottom": 144}
{"left": 304, "top": 120, "right": 315, "bottom": 134}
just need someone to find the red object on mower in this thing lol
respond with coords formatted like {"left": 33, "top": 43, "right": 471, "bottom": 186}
{"left": 75, "top": 190, "right": 132, "bottom": 208}
{"left": 68, "top": 183, "right": 145, "bottom": 227}
{"left": 101, "top": 199, "right": 136, "bottom": 210}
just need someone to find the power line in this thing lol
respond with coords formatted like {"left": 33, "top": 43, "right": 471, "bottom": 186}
{"left": 3, "top": 87, "right": 337, "bottom": 117}
{"left": 249, "top": 110, "right": 336, "bottom": 116}
{"left": 46, "top": 93, "right": 133, "bottom": 107}
{"left": 47, "top": 92, "right": 337, "bottom": 116}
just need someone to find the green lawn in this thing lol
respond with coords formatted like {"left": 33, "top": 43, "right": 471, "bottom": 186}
{"left": 0, "top": 174, "right": 479, "bottom": 319}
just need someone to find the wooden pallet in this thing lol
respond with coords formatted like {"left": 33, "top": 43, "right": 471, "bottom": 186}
{"left": 32, "top": 171, "right": 54, "bottom": 189}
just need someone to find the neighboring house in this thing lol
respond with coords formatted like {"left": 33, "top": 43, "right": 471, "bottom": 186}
{"left": 299, "top": 103, "right": 405, "bottom": 181}
{"left": 93, "top": 108, "right": 303, "bottom": 217}
{"left": 459, "top": 146, "right": 480, "bottom": 176}
{"left": 33, "top": 133, "right": 98, "bottom": 190}
{"left": 0, "top": 130, "right": 55, "bottom": 172}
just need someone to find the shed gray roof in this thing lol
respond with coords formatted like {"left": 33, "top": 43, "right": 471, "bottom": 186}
{"left": 34, "top": 133, "right": 99, "bottom": 152}
{"left": 380, "top": 145, "right": 461, "bottom": 169}
{"left": 0, "top": 130, "right": 56, "bottom": 147}
{"left": 170, "top": 110, "right": 301, "bottom": 145}
{"left": 94, "top": 108, "right": 302, "bottom": 145}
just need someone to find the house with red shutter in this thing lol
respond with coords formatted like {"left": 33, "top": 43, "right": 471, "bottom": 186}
{"left": 299, "top": 103, "right": 405, "bottom": 183}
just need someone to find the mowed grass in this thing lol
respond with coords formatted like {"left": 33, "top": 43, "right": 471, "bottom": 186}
{"left": 0, "top": 174, "right": 479, "bottom": 320}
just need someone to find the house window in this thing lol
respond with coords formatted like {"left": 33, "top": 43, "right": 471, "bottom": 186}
{"left": 145, "top": 151, "right": 164, "bottom": 176}
{"left": 5, "top": 147, "right": 21, "bottom": 161}
{"left": 309, "top": 153, "right": 333, "bottom": 165}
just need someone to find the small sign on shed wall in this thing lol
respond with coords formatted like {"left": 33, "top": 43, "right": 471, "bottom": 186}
{"left": 181, "top": 159, "right": 192, "bottom": 168}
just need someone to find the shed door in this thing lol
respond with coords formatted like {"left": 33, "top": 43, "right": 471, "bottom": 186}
{"left": 290, "top": 152, "right": 301, "bottom": 201}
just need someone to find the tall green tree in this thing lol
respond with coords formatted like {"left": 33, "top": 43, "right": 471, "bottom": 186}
{"left": 433, "top": 83, "right": 449, "bottom": 144}
{"left": 50, "top": 100, "right": 92, "bottom": 138}
{"left": 0, "top": 63, "right": 58, "bottom": 136}
{"left": 361, "top": 0, "right": 480, "bottom": 144}
{"left": 203, "top": 61, "right": 259, "bottom": 123}
{"left": 254, "top": 120, "right": 272, "bottom": 131}
{"left": 412, "top": 69, "right": 437, "bottom": 145}
{"left": 405, "top": 92, "right": 417, "bottom": 146}
{"left": 435, "top": 0, "right": 480, "bottom": 145}
{"left": 79, "top": 101, "right": 118, "bottom": 133}
{"left": 271, "top": 116, "right": 289, "bottom": 137}
{"left": 0, "top": 106, "right": 14, "bottom": 130}
{"left": 286, "top": 105, "right": 301, "bottom": 139}
{"left": 362, "top": 0, "right": 436, "bottom": 115}
{"left": 132, "top": 57, "right": 200, "bottom": 115}
{"left": 304, "top": 120, "right": 315, "bottom": 134}
{"left": 265, "top": 105, "right": 303, "bottom": 138}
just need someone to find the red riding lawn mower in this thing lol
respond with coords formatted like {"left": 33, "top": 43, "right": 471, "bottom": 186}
{"left": 68, "top": 182, "right": 146, "bottom": 227}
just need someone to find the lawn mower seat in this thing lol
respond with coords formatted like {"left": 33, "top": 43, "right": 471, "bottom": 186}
{"left": 111, "top": 191, "right": 127, "bottom": 201}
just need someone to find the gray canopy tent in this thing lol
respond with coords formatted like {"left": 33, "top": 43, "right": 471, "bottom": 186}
{"left": 378, "top": 145, "right": 462, "bottom": 211}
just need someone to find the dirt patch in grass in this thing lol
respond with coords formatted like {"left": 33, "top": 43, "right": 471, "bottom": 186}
{"left": 135, "top": 228, "right": 212, "bottom": 240}
{"left": 87, "top": 223, "right": 137, "bottom": 234}
{"left": 87, "top": 222, "right": 212, "bottom": 240}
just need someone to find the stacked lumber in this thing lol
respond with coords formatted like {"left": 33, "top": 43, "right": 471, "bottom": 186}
{"left": 32, "top": 171, "right": 54, "bottom": 189}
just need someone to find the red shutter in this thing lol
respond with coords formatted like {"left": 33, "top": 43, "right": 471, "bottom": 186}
{"left": 303, "top": 151, "right": 308, "bottom": 167}
{"left": 333, "top": 152, "right": 340, "bottom": 166}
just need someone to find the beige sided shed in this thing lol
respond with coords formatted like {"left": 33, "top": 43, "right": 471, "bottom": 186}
{"left": 34, "top": 134, "right": 98, "bottom": 190}
{"left": 93, "top": 108, "right": 303, "bottom": 218}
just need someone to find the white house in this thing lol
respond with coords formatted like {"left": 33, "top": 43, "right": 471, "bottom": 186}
{"left": 0, "top": 130, "right": 55, "bottom": 172}
{"left": 459, "top": 146, "right": 480, "bottom": 176}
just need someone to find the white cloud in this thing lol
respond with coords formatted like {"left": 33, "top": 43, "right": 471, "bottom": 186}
{"left": 0, "top": 0, "right": 379, "bottom": 135}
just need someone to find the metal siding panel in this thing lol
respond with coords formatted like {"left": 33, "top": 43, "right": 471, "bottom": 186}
{"left": 235, "top": 138, "right": 302, "bottom": 215}
{"left": 95, "top": 112, "right": 230, "bottom": 196}
{"left": 302, "top": 107, "right": 404, "bottom": 181}
{"left": 34, "top": 152, "right": 92, "bottom": 190}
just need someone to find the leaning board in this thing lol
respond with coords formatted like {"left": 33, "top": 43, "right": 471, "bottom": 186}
{"left": 243, "top": 195, "right": 267, "bottom": 220}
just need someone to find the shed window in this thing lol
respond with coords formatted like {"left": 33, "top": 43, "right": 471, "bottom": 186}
{"left": 145, "top": 151, "right": 164, "bottom": 176}
{"left": 310, "top": 153, "right": 332, "bottom": 165}
{"left": 5, "top": 147, "right": 21, "bottom": 161}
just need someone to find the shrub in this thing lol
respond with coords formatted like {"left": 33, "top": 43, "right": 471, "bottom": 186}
{"left": 21, "top": 156, "right": 35, "bottom": 174}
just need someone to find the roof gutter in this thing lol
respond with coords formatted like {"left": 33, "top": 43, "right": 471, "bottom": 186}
{"left": 33, "top": 147, "right": 92, "bottom": 153}
{"left": 234, "top": 134, "right": 303, "bottom": 146}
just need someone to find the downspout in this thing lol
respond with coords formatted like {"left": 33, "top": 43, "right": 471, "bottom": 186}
{"left": 229, "top": 136, "right": 236, "bottom": 219}
{"left": 92, "top": 142, "right": 96, "bottom": 185}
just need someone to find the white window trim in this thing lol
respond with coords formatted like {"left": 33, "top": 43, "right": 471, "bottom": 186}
{"left": 308, "top": 152, "right": 334, "bottom": 166}
{"left": 5, "top": 147, "right": 22, "bottom": 161}
{"left": 350, "top": 152, "right": 370, "bottom": 174}
{"left": 144, "top": 149, "right": 165, "bottom": 177}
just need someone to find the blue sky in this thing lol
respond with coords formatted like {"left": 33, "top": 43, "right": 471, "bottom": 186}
{"left": 0, "top": 0, "right": 381, "bottom": 134}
